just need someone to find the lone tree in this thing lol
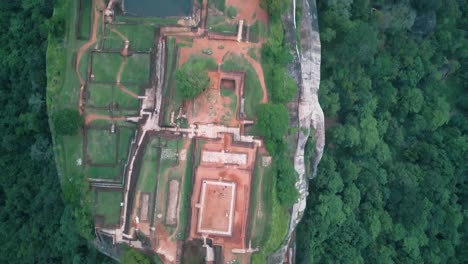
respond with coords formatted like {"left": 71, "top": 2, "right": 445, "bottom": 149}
{"left": 176, "top": 64, "right": 210, "bottom": 99}
{"left": 52, "top": 108, "right": 83, "bottom": 136}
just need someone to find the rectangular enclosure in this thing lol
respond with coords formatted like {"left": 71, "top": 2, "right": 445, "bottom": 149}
{"left": 197, "top": 180, "right": 236, "bottom": 236}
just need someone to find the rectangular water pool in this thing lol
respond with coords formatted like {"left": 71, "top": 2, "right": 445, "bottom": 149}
{"left": 123, "top": 0, "right": 192, "bottom": 17}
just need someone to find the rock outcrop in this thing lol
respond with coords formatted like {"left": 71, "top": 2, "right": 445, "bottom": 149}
{"left": 268, "top": 0, "right": 324, "bottom": 262}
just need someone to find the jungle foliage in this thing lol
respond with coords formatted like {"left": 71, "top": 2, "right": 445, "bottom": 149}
{"left": 0, "top": 1, "right": 112, "bottom": 263}
{"left": 297, "top": 0, "right": 467, "bottom": 263}
{"left": 52, "top": 108, "right": 84, "bottom": 136}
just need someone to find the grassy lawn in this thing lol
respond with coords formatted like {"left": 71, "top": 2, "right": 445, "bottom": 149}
{"left": 162, "top": 37, "right": 178, "bottom": 125}
{"left": 87, "top": 129, "right": 117, "bottom": 164}
{"left": 118, "top": 127, "right": 136, "bottom": 161}
{"left": 249, "top": 20, "right": 268, "bottom": 42}
{"left": 92, "top": 52, "right": 150, "bottom": 83}
{"left": 121, "top": 54, "right": 150, "bottom": 83}
{"left": 210, "top": 23, "right": 238, "bottom": 34}
{"left": 251, "top": 173, "right": 290, "bottom": 264}
{"left": 221, "top": 87, "right": 237, "bottom": 114}
{"left": 114, "top": 85, "right": 140, "bottom": 109}
{"left": 207, "top": 15, "right": 225, "bottom": 28}
{"left": 86, "top": 165, "right": 122, "bottom": 180}
{"left": 88, "top": 83, "right": 113, "bottom": 107}
{"left": 175, "top": 139, "right": 194, "bottom": 240}
{"left": 146, "top": 137, "right": 190, "bottom": 239}
{"left": 136, "top": 137, "right": 160, "bottom": 193}
{"left": 91, "top": 52, "right": 122, "bottom": 82}
{"left": 249, "top": 155, "right": 273, "bottom": 246}
{"left": 95, "top": 191, "right": 123, "bottom": 226}
{"left": 208, "top": 0, "right": 226, "bottom": 12}
{"left": 206, "top": 14, "right": 237, "bottom": 34}
{"left": 59, "top": 133, "right": 84, "bottom": 179}
{"left": 87, "top": 82, "right": 141, "bottom": 109}
{"left": 221, "top": 54, "right": 263, "bottom": 119}
{"left": 79, "top": 0, "right": 92, "bottom": 39}
{"left": 86, "top": 119, "right": 136, "bottom": 127}
{"left": 104, "top": 24, "right": 155, "bottom": 51}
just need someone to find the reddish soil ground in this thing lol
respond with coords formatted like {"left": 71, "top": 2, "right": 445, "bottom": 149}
{"left": 155, "top": 221, "right": 178, "bottom": 263}
{"left": 189, "top": 134, "right": 257, "bottom": 262}
{"left": 226, "top": 0, "right": 268, "bottom": 25}
{"left": 198, "top": 182, "right": 234, "bottom": 233}
{"left": 178, "top": 38, "right": 268, "bottom": 103}
{"left": 185, "top": 71, "right": 240, "bottom": 126}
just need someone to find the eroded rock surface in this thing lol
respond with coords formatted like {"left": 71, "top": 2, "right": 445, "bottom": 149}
{"left": 268, "top": 0, "right": 324, "bottom": 262}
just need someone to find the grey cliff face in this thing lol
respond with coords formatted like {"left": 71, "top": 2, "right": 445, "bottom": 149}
{"left": 268, "top": 0, "right": 324, "bottom": 263}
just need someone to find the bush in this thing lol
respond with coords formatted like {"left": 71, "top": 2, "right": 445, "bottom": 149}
{"left": 175, "top": 65, "right": 210, "bottom": 99}
{"left": 227, "top": 6, "right": 237, "bottom": 18}
{"left": 52, "top": 108, "right": 83, "bottom": 136}
{"left": 254, "top": 103, "right": 289, "bottom": 153}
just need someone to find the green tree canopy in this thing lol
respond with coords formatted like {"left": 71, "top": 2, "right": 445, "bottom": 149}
{"left": 176, "top": 62, "right": 211, "bottom": 99}
{"left": 254, "top": 103, "right": 289, "bottom": 152}
{"left": 52, "top": 108, "right": 83, "bottom": 136}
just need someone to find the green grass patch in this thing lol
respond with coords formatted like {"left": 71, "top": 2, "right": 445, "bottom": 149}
{"left": 175, "top": 140, "right": 193, "bottom": 240}
{"left": 251, "top": 173, "right": 290, "bottom": 264}
{"left": 118, "top": 127, "right": 135, "bottom": 161}
{"left": 249, "top": 20, "right": 268, "bottom": 42}
{"left": 59, "top": 133, "right": 84, "bottom": 179}
{"left": 136, "top": 138, "right": 160, "bottom": 193}
{"left": 91, "top": 52, "right": 150, "bottom": 83}
{"left": 78, "top": 0, "right": 92, "bottom": 39}
{"left": 210, "top": 23, "right": 238, "bottom": 34}
{"left": 114, "top": 85, "right": 140, "bottom": 109}
{"left": 208, "top": 0, "right": 226, "bottom": 12}
{"left": 91, "top": 52, "right": 122, "bottom": 82}
{"left": 86, "top": 165, "right": 122, "bottom": 180}
{"left": 87, "top": 129, "right": 117, "bottom": 164}
{"left": 222, "top": 54, "right": 263, "bottom": 118}
{"left": 88, "top": 83, "right": 113, "bottom": 107}
{"left": 94, "top": 191, "right": 123, "bottom": 226}
{"left": 122, "top": 54, "right": 150, "bottom": 83}
{"left": 104, "top": 24, "right": 155, "bottom": 51}
{"left": 249, "top": 155, "right": 273, "bottom": 246}
{"left": 162, "top": 37, "right": 178, "bottom": 125}
{"left": 207, "top": 15, "right": 226, "bottom": 28}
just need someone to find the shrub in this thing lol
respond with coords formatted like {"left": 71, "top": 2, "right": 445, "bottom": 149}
{"left": 52, "top": 108, "right": 83, "bottom": 136}
{"left": 275, "top": 158, "right": 299, "bottom": 207}
{"left": 227, "top": 6, "right": 237, "bottom": 18}
{"left": 175, "top": 65, "right": 210, "bottom": 99}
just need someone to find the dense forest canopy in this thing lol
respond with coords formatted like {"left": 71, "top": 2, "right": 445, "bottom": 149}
{"left": 297, "top": 0, "right": 467, "bottom": 263}
{"left": 0, "top": 1, "right": 111, "bottom": 263}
